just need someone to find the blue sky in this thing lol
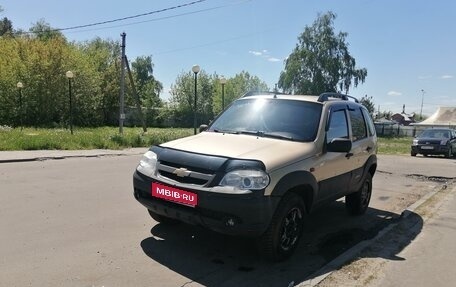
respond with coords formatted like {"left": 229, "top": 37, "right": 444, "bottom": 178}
{"left": 2, "top": 0, "right": 455, "bottom": 116}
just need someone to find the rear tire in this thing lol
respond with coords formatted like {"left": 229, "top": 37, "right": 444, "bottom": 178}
{"left": 346, "top": 173, "right": 372, "bottom": 215}
{"left": 148, "top": 209, "right": 180, "bottom": 224}
{"left": 257, "top": 193, "right": 305, "bottom": 261}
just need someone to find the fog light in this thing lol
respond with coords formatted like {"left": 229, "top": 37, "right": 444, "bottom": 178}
{"left": 225, "top": 218, "right": 235, "bottom": 227}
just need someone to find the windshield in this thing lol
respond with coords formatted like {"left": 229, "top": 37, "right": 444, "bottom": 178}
{"left": 208, "top": 98, "right": 322, "bottom": 142}
{"left": 419, "top": 129, "right": 450, "bottom": 139}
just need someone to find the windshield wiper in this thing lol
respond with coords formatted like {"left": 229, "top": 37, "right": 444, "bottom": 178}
{"left": 262, "top": 132, "right": 294, "bottom": 141}
{"left": 238, "top": 130, "right": 295, "bottom": 141}
{"left": 212, "top": 129, "right": 240, "bottom": 134}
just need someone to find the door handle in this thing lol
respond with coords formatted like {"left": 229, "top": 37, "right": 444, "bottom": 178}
{"left": 366, "top": 146, "right": 372, "bottom": 152}
{"left": 345, "top": 152, "right": 354, "bottom": 159}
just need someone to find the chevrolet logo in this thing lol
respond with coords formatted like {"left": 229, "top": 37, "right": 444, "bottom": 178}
{"left": 173, "top": 168, "right": 192, "bottom": 177}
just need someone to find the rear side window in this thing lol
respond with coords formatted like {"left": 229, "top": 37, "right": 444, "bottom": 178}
{"left": 349, "top": 107, "right": 367, "bottom": 141}
{"left": 327, "top": 109, "right": 349, "bottom": 144}
{"left": 361, "top": 108, "right": 376, "bottom": 137}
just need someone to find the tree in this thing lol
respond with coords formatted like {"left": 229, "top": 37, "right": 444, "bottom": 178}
{"left": 29, "top": 19, "right": 64, "bottom": 41}
{"left": 0, "top": 17, "right": 13, "bottom": 36}
{"left": 77, "top": 37, "right": 121, "bottom": 125}
{"left": 169, "top": 70, "right": 214, "bottom": 127}
{"left": 278, "top": 12, "right": 367, "bottom": 95}
{"left": 212, "top": 71, "right": 268, "bottom": 114}
{"left": 131, "top": 55, "right": 162, "bottom": 108}
{"left": 0, "top": 6, "right": 14, "bottom": 37}
{"left": 131, "top": 55, "right": 163, "bottom": 125}
{"left": 359, "top": 95, "right": 375, "bottom": 117}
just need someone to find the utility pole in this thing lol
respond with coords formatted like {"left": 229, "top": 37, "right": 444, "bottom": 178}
{"left": 420, "top": 89, "right": 425, "bottom": 120}
{"left": 119, "top": 32, "right": 126, "bottom": 134}
{"left": 125, "top": 55, "right": 147, "bottom": 133}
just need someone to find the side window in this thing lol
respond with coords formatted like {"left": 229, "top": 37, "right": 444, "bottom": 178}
{"left": 361, "top": 108, "right": 376, "bottom": 137}
{"left": 327, "top": 109, "right": 349, "bottom": 144}
{"left": 349, "top": 107, "right": 367, "bottom": 141}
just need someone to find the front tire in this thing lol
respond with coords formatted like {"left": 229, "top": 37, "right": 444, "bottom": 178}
{"left": 346, "top": 173, "right": 372, "bottom": 215}
{"left": 445, "top": 147, "right": 452, "bottom": 158}
{"left": 257, "top": 193, "right": 305, "bottom": 261}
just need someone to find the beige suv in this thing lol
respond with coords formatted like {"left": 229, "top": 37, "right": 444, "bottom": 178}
{"left": 133, "top": 92, "right": 377, "bottom": 261}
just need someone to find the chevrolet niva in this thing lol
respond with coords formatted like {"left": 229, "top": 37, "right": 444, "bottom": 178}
{"left": 133, "top": 91, "right": 377, "bottom": 261}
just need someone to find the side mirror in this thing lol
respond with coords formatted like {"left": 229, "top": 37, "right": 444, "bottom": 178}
{"left": 327, "top": 138, "right": 352, "bottom": 153}
{"left": 199, "top": 124, "right": 209, "bottom": 133}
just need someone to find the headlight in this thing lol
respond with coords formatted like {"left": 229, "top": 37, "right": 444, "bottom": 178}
{"left": 412, "top": 139, "right": 418, "bottom": 146}
{"left": 220, "top": 169, "right": 270, "bottom": 190}
{"left": 136, "top": 150, "right": 158, "bottom": 177}
{"left": 440, "top": 139, "right": 448, "bottom": 145}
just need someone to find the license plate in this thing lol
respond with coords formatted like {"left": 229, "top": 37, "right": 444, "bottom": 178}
{"left": 421, "top": 146, "right": 434, "bottom": 150}
{"left": 152, "top": 182, "right": 198, "bottom": 207}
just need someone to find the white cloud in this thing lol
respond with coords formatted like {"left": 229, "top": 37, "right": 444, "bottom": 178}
{"left": 267, "top": 57, "right": 281, "bottom": 62}
{"left": 249, "top": 50, "right": 262, "bottom": 56}
{"left": 249, "top": 49, "right": 281, "bottom": 63}
{"left": 387, "top": 91, "right": 402, "bottom": 96}
{"left": 418, "top": 75, "right": 432, "bottom": 80}
{"left": 441, "top": 75, "right": 454, "bottom": 79}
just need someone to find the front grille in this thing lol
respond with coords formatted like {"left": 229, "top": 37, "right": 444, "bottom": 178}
{"left": 159, "top": 170, "right": 207, "bottom": 185}
{"left": 157, "top": 162, "right": 215, "bottom": 186}
{"left": 160, "top": 160, "right": 213, "bottom": 174}
{"left": 418, "top": 140, "right": 440, "bottom": 145}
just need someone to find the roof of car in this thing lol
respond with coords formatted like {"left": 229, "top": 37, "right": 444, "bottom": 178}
{"left": 240, "top": 91, "right": 360, "bottom": 104}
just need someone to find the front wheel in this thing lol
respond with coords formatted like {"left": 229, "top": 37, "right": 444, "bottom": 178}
{"left": 445, "top": 147, "right": 452, "bottom": 158}
{"left": 346, "top": 173, "right": 372, "bottom": 215}
{"left": 257, "top": 193, "right": 306, "bottom": 261}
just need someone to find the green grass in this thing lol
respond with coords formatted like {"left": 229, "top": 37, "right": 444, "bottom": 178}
{"left": 0, "top": 126, "right": 193, "bottom": 151}
{"left": 377, "top": 136, "right": 412, "bottom": 155}
{"left": 0, "top": 126, "right": 413, "bottom": 154}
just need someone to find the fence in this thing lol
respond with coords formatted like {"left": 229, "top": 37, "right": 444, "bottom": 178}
{"left": 375, "top": 123, "right": 456, "bottom": 137}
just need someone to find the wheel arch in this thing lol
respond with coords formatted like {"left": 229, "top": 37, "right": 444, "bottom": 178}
{"left": 365, "top": 154, "right": 377, "bottom": 177}
{"left": 271, "top": 171, "right": 318, "bottom": 214}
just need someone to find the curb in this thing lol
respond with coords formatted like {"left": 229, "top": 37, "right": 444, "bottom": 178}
{"left": 0, "top": 149, "right": 147, "bottom": 164}
{"left": 297, "top": 183, "right": 453, "bottom": 287}
{"left": 0, "top": 154, "right": 118, "bottom": 164}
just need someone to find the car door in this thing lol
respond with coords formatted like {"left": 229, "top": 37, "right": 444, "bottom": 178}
{"left": 347, "top": 105, "right": 375, "bottom": 192}
{"left": 451, "top": 130, "right": 456, "bottom": 152}
{"left": 315, "top": 105, "right": 353, "bottom": 202}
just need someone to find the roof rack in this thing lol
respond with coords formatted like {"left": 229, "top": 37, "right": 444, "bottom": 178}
{"left": 317, "top": 92, "right": 359, "bottom": 103}
{"left": 241, "top": 91, "right": 288, "bottom": 98}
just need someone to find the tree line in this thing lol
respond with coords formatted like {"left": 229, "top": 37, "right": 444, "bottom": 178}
{"left": 0, "top": 9, "right": 369, "bottom": 129}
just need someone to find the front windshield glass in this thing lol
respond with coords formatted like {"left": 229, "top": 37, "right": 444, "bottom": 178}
{"left": 419, "top": 129, "right": 449, "bottom": 139}
{"left": 208, "top": 98, "right": 322, "bottom": 142}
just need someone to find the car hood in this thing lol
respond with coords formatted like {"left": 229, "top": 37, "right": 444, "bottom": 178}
{"left": 159, "top": 132, "right": 317, "bottom": 170}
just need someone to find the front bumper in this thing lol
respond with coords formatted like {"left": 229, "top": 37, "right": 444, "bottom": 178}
{"left": 133, "top": 171, "right": 279, "bottom": 237}
{"left": 411, "top": 145, "right": 449, "bottom": 155}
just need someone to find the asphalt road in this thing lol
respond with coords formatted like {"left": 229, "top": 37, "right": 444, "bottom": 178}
{"left": 0, "top": 154, "right": 454, "bottom": 287}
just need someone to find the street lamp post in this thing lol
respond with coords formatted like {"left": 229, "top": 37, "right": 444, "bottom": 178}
{"left": 220, "top": 76, "right": 226, "bottom": 110}
{"left": 192, "top": 65, "right": 200, "bottom": 135}
{"left": 66, "top": 71, "right": 74, "bottom": 135}
{"left": 16, "top": 82, "right": 23, "bottom": 131}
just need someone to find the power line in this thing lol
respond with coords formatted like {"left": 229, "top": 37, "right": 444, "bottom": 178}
{"left": 64, "top": 0, "right": 250, "bottom": 34}
{"left": 22, "top": 0, "right": 206, "bottom": 34}
{"left": 59, "top": 0, "right": 206, "bottom": 31}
